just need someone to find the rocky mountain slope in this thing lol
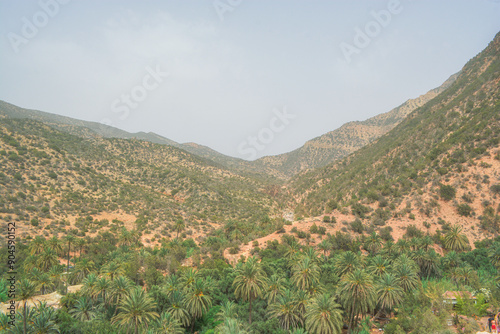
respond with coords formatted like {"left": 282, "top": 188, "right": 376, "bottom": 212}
{"left": 255, "top": 73, "right": 459, "bottom": 175}
{"left": 287, "top": 32, "right": 500, "bottom": 244}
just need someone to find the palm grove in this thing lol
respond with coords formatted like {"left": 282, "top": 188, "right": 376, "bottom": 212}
{"left": 1, "top": 221, "right": 500, "bottom": 334}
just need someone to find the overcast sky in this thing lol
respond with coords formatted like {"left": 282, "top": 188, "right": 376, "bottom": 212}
{"left": 1, "top": 1, "right": 499, "bottom": 160}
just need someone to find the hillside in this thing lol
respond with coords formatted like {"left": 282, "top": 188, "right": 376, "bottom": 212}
{"left": 0, "top": 101, "right": 285, "bottom": 179}
{"left": 0, "top": 118, "right": 289, "bottom": 246}
{"left": 255, "top": 72, "right": 458, "bottom": 175}
{"left": 289, "top": 32, "right": 500, "bottom": 244}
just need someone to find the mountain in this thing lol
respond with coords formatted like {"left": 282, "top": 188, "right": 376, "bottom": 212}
{"left": 0, "top": 68, "right": 458, "bottom": 181}
{"left": 287, "top": 31, "right": 500, "bottom": 244}
{"left": 255, "top": 72, "right": 459, "bottom": 175}
{"left": 0, "top": 117, "right": 290, "bottom": 245}
{"left": 0, "top": 100, "right": 286, "bottom": 179}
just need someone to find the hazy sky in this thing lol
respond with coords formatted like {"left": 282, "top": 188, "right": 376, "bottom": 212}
{"left": 1, "top": 1, "right": 499, "bottom": 160}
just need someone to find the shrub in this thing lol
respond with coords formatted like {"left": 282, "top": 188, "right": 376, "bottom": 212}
{"left": 326, "top": 200, "right": 338, "bottom": 211}
{"left": 351, "top": 202, "right": 372, "bottom": 218}
{"left": 379, "top": 226, "right": 393, "bottom": 241}
{"left": 491, "top": 184, "right": 500, "bottom": 195}
{"left": 350, "top": 218, "right": 364, "bottom": 234}
{"left": 457, "top": 204, "right": 473, "bottom": 217}
{"left": 310, "top": 223, "right": 319, "bottom": 234}
{"left": 439, "top": 184, "right": 456, "bottom": 201}
{"left": 323, "top": 216, "right": 331, "bottom": 223}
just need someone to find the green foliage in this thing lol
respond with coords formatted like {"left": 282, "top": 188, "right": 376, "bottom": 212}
{"left": 457, "top": 204, "right": 473, "bottom": 217}
{"left": 439, "top": 184, "right": 456, "bottom": 201}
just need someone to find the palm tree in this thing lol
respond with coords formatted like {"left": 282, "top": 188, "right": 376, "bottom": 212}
{"left": 29, "top": 236, "right": 46, "bottom": 255}
{"left": 216, "top": 300, "right": 238, "bottom": 321}
{"left": 368, "top": 255, "right": 390, "bottom": 277}
{"left": 269, "top": 289, "right": 301, "bottom": 331}
{"left": 184, "top": 279, "right": 212, "bottom": 332}
{"left": 375, "top": 273, "right": 404, "bottom": 318}
{"left": 338, "top": 269, "right": 376, "bottom": 333}
{"left": 167, "top": 290, "right": 191, "bottom": 327}
{"left": 301, "top": 248, "right": 319, "bottom": 262}
{"left": 488, "top": 242, "right": 500, "bottom": 269}
{"left": 95, "top": 276, "right": 111, "bottom": 305}
{"left": 364, "top": 232, "right": 383, "bottom": 254}
{"left": 164, "top": 274, "right": 182, "bottom": 299}
{"left": 393, "top": 262, "right": 419, "bottom": 292}
{"left": 451, "top": 266, "right": 476, "bottom": 289}
{"left": 37, "top": 248, "right": 59, "bottom": 272}
{"left": 317, "top": 240, "right": 331, "bottom": 257}
{"left": 293, "top": 289, "right": 311, "bottom": 322}
{"left": 394, "top": 239, "right": 410, "bottom": 254}
{"left": 47, "top": 237, "right": 63, "bottom": 257}
{"left": 82, "top": 273, "right": 99, "bottom": 300}
{"left": 31, "top": 303, "right": 59, "bottom": 334}
{"left": 305, "top": 293, "right": 343, "bottom": 334}
{"left": 70, "top": 297, "right": 98, "bottom": 322}
{"left": 333, "top": 251, "right": 361, "bottom": 278}
{"left": 154, "top": 312, "right": 185, "bottom": 334}
{"left": 289, "top": 329, "right": 308, "bottom": 334}
{"left": 74, "top": 238, "right": 86, "bottom": 257}
{"left": 64, "top": 235, "right": 76, "bottom": 294}
{"left": 118, "top": 228, "right": 136, "bottom": 247}
{"left": 31, "top": 310, "right": 60, "bottom": 334}
{"left": 217, "top": 318, "right": 249, "bottom": 334}
{"left": 443, "top": 225, "right": 469, "bottom": 252}
{"left": 284, "top": 240, "right": 302, "bottom": 262}
{"left": 17, "top": 279, "right": 37, "bottom": 334}
{"left": 292, "top": 256, "right": 320, "bottom": 292}
{"left": 73, "top": 258, "right": 95, "bottom": 282}
{"left": 266, "top": 274, "right": 286, "bottom": 304}
{"left": 12, "top": 307, "right": 36, "bottom": 334}
{"left": 110, "top": 276, "right": 133, "bottom": 305}
{"left": 442, "top": 251, "right": 461, "bottom": 269}
{"left": 174, "top": 219, "right": 185, "bottom": 239}
{"left": 101, "top": 261, "right": 124, "bottom": 281}
{"left": 422, "top": 249, "right": 441, "bottom": 278}
{"left": 35, "top": 273, "right": 53, "bottom": 295}
{"left": 232, "top": 256, "right": 268, "bottom": 324}
{"left": 180, "top": 268, "right": 198, "bottom": 292}
{"left": 112, "top": 287, "right": 159, "bottom": 334}
{"left": 421, "top": 235, "right": 434, "bottom": 251}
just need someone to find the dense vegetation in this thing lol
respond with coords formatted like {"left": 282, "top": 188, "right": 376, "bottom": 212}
{"left": 1, "top": 227, "right": 500, "bottom": 333}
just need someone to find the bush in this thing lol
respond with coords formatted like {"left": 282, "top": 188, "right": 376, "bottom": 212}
{"left": 310, "top": 223, "right": 319, "bottom": 234}
{"left": 323, "top": 216, "right": 331, "bottom": 223}
{"left": 439, "top": 184, "right": 456, "bottom": 201}
{"left": 490, "top": 184, "right": 500, "bottom": 195}
{"left": 350, "top": 218, "right": 364, "bottom": 234}
{"left": 379, "top": 226, "right": 393, "bottom": 241}
{"left": 405, "top": 225, "right": 423, "bottom": 238}
{"left": 30, "top": 218, "right": 39, "bottom": 227}
{"left": 457, "top": 204, "right": 473, "bottom": 217}
{"left": 326, "top": 200, "right": 338, "bottom": 211}
{"left": 351, "top": 202, "right": 372, "bottom": 218}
